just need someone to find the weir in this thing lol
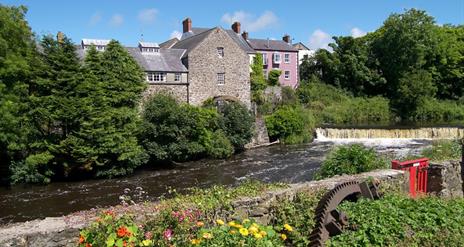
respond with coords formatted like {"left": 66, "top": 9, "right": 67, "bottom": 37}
{"left": 316, "top": 127, "right": 464, "bottom": 140}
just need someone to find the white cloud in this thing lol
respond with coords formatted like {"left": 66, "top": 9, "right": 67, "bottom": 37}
{"left": 109, "top": 14, "right": 124, "bottom": 27}
{"left": 350, "top": 27, "right": 366, "bottom": 38}
{"left": 138, "top": 8, "right": 158, "bottom": 24}
{"left": 88, "top": 12, "right": 102, "bottom": 26}
{"left": 221, "top": 10, "right": 278, "bottom": 32}
{"left": 170, "top": 30, "right": 182, "bottom": 39}
{"left": 308, "top": 29, "right": 333, "bottom": 51}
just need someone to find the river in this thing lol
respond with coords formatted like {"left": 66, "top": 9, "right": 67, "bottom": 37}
{"left": 0, "top": 138, "right": 431, "bottom": 225}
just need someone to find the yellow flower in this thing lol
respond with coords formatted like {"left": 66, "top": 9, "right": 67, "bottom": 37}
{"left": 196, "top": 221, "right": 204, "bottom": 227}
{"left": 216, "top": 219, "right": 225, "bottom": 225}
{"left": 228, "top": 221, "right": 236, "bottom": 227}
{"left": 284, "top": 224, "right": 293, "bottom": 232}
{"left": 142, "top": 239, "right": 153, "bottom": 246}
{"left": 251, "top": 223, "right": 259, "bottom": 228}
{"left": 239, "top": 228, "right": 249, "bottom": 236}
{"left": 253, "top": 233, "right": 263, "bottom": 239}
{"left": 191, "top": 239, "right": 201, "bottom": 245}
{"left": 248, "top": 226, "right": 259, "bottom": 234}
{"left": 234, "top": 224, "right": 243, "bottom": 229}
{"left": 259, "top": 230, "right": 267, "bottom": 236}
{"left": 242, "top": 219, "right": 250, "bottom": 223}
{"left": 202, "top": 232, "right": 213, "bottom": 239}
{"left": 281, "top": 233, "right": 287, "bottom": 240}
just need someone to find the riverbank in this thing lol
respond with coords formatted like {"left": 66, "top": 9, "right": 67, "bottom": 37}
{"left": 0, "top": 169, "right": 406, "bottom": 246}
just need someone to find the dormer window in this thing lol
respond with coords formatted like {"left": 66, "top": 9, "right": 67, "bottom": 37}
{"left": 139, "top": 42, "right": 160, "bottom": 54}
{"left": 81, "top": 39, "right": 110, "bottom": 52}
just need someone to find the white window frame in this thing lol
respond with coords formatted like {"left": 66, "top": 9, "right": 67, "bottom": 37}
{"left": 284, "top": 53, "right": 290, "bottom": 63}
{"left": 217, "top": 73, "right": 225, "bottom": 85}
{"left": 262, "top": 53, "right": 267, "bottom": 65}
{"left": 174, "top": 73, "right": 181, "bottom": 82}
{"left": 217, "top": 47, "right": 224, "bottom": 58}
{"left": 147, "top": 72, "right": 166, "bottom": 82}
{"left": 284, "top": 71, "right": 290, "bottom": 80}
{"left": 273, "top": 53, "right": 281, "bottom": 64}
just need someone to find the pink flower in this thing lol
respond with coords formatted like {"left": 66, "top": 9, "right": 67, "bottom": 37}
{"left": 144, "top": 231, "right": 153, "bottom": 239}
{"left": 163, "top": 229, "right": 173, "bottom": 241}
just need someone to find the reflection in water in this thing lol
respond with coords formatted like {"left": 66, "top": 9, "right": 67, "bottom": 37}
{"left": 0, "top": 139, "right": 430, "bottom": 224}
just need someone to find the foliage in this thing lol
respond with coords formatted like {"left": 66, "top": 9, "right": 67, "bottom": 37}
{"left": 141, "top": 93, "right": 218, "bottom": 163}
{"left": 421, "top": 139, "right": 461, "bottom": 162}
{"left": 79, "top": 211, "right": 145, "bottom": 247}
{"left": 299, "top": 8, "right": 464, "bottom": 123}
{"left": 297, "top": 81, "right": 392, "bottom": 125}
{"left": 217, "top": 101, "right": 254, "bottom": 151}
{"left": 314, "top": 144, "right": 388, "bottom": 180}
{"left": 0, "top": 5, "right": 37, "bottom": 184}
{"left": 270, "top": 190, "right": 326, "bottom": 246}
{"left": 250, "top": 54, "right": 267, "bottom": 92}
{"left": 205, "top": 130, "right": 234, "bottom": 159}
{"left": 79, "top": 181, "right": 287, "bottom": 247}
{"left": 328, "top": 193, "right": 464, "bottom": 246}
{"left": 280, "top": 86, "right": 298, "bottom": 106}
{"left": 191, "top": 219, "right": 286, "bottom": 246}
{"left": 412, "top": 98, "right": 464, "bottom": 122}
{"left": 265, "top": 105, "right": 315, "bottom": 144}
{"left": 267, "top": 69, "right": 282, "bottom": 86}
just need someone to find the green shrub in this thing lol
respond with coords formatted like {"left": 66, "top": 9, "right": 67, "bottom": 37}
{"left": 280, "top": 86, "right": 298, "bottom": 106}
{"left": 204, "top": 130, "right": 234, "bottom": 159}
{"left": 217, "top": 101, "right": 254, "bottom": 151}
{"left": 413, "top": 98, "right": 464, "bottom": 123}
{"left": 268, "top": 69, "right": 282, "bottom": 86}
{"left": 314, "top": 144, "right": 388, "bottom": 180}
{"left": 328, "top": 193, "right": 464, "bottom": 246}
{"left": 421, "top": 139, "right": 461, "bottom": 161}
{"left": 265, "top": 105, "right": 315, "bottom": 144}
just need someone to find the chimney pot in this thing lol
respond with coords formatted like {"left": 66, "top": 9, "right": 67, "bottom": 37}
{"left": 232, "top": 22, "right": 241, "bottom": 34}
{"left": 283, "top": 34, "right": 291, "bottom": 44}
{"left": 241, "top": 31, "right": 248, "bottom": 40}
{"left": 182, "top": 18, "right": 192, "bottom": 33}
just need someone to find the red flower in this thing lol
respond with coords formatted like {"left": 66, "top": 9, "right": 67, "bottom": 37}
{"left": 117, "top": 226, "right": 130, "bottom": 238}
{"left": 85, "top": 243, "right": 92, "bottom": 247}
{"left": 79, "top": 235, "right": 85, "bottom": 243}
{"left": 123, "top": 240, "right": 127, "bottom": 247}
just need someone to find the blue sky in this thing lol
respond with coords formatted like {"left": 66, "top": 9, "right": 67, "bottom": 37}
{"left": 3, "top": 0, "right": 463, "bottom": 49}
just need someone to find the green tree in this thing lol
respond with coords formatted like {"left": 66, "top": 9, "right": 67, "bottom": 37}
{"left": 250, "top": 54, "right": 266, "bottom": 91}
{"left": 0, "top": 5, "right": 37, "bottom": 184}
{"left": 267, "top": 69, "right": 282, "bottom": 86}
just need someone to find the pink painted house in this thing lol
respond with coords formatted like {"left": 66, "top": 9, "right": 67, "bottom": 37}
{"left": 243, "top": 33, "right": 299, "bottom": 88}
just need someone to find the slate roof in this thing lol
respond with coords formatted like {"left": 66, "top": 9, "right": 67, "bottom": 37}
{"left": 293, "top": 42, "right": 310, "bottom": 51}
{"left": 177, "top": 27, "right": 255, "bottom": 55}
{"left": 76, "top": 45, "right": 187, "bottom": 72}
{"left": 172, "top": 28, "right": 215, "bottom": 58}
{"left": 247, "top": 39, "right": 298, "bottom": 52}
{"left": 159, "top": 38, "right": 179, "bottom": 48}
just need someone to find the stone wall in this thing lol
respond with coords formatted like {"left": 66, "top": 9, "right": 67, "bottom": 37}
{"left": 143, "top": 83, "right": 189, "bottom": 103}
{"left": 427, "top": 160, "right": 463, "bottom": 198}
{"left": 0, "top": 169, "right": 406, "bottom": 246}
{"left": 245, "top": 116, "right": 270, "bottom": 148}
{"left": 188, "top": 28, "right": 251, "bottom": 108}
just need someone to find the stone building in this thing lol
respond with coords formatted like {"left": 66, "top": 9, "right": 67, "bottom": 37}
{"left": 171, "top": 18, "right": 254, "bottom": 107}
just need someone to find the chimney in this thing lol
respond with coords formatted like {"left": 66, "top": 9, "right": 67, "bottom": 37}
{"left": 232, "top": 22, "right": 241, "bottom": 34}
{"left": 241, "top": 31, "right": 248, "bottom": 40}
{"left": 182, "top": 18, "right": 192, "bottom": 33}
{"left": 57, "top": 31, "right": 64, "bottom": 44}
{"left": 283, "top": 34, "right": 291, "bottom": 44}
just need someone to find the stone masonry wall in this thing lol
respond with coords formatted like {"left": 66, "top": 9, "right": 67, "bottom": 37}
{"left": 427, "top": 160, "right": 463, "bottom": 198}
{"left": 143, "top": 83, "right": 189, "bottom": 103}
{"left": 0, "top": 169, "right": 406, "bottom": 247}
{"left": 187, "top": 28, "right": 251, "bottom": 108}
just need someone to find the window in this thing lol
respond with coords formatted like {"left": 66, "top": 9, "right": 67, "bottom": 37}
{"left": 174, "top": 73, "right": 181, "bottom": 82}
{"left": 97, "top": 46, "right": 105, "bottom": 51}
{"left": 217, "top": 73, "right": 225, "bottom": 85}
{"left": 262, "top": 53, "right": 267, "bottom": 65}
{"left": 273, "top": 53, "right": 281, "bottom": 64}
{"left": 284, "top": 53, "right": 290, "bottom": 63}
{"left": 217, "top": 47, "right": 224, "bottom": 58}
{"left": 284, "top": 71, "right": 290, "bottom": 80}
{"left": 147, "top": 72, "right": 166, "bottom": 82}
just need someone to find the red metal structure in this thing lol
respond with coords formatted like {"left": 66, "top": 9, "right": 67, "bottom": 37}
{"left": 391, "top": 158, "right": 429, "bottom": 197}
